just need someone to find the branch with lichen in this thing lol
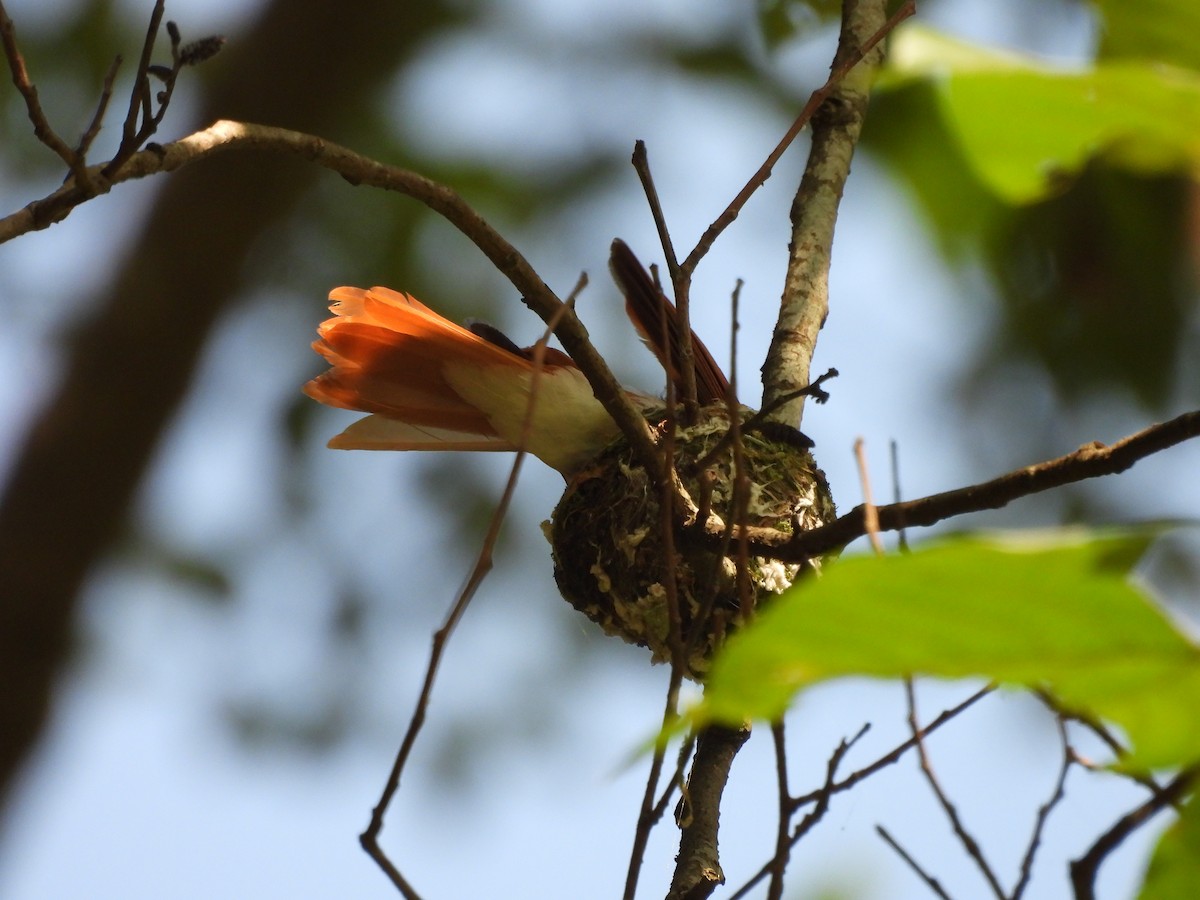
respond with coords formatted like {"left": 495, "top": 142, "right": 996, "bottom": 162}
{"left": 760, "top": 0, "right": 889, "bottom": 428}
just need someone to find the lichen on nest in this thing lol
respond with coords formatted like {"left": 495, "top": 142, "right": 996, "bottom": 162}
{"left": 548, "top": 405, "right": 836, "bottom": 677}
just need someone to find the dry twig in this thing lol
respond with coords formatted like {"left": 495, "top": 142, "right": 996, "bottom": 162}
{"left": 906, "top": 679, "right": 1006, "bottom": 898}
{"left": 732, "top": 686, "right": 990, "bottom": 900}
{"left": 877, "top": 825, "right": 954, "bottom": 900}
{"left": 1011, "top": 716, "right": 1074, "bottom": 899}
{"left": 359, "top": 283, "right": 582, "bottom": 894}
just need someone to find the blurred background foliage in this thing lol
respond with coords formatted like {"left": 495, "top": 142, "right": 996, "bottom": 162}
{"left": 1, "top": 0, "right": 1198, "bottom": 897}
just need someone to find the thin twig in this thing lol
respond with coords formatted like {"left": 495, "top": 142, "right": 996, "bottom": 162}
{"left": 726, "top": 279, "right": 753, "bottom": 619}
{"left": 1011, "top": 715, "right": 1074, "bottom": 900}
{"left": 0, "top": 0, "right": 87, "bottom": 183}
{"left": 632, "top": 140, "right": 696, "bottom": 416}
{"left": 624, "top": 667, "right": 686, "bottom": 900}
{"left": 359, "top": 293, "right": 574, "bottom": 894}
{"left": 791, "top": 686, "right": 994, "bottom": 812}
{"left": 765, "top": 722, "right": 792, "bottom": 900}
{"left": 731, "top": 724, "right": 869, "bottom": 900}
{"left": 737, "top": 688, "right": 992, "bottom": 898}
{"left": 854, "top": 437, "right": 884, "bottom": 556}
{"left": 655, "top": 282, "right": 688, "bottom": 674}
{"left": 682, "top": 0, "right": 915, "bottom": 276}
{"left": 106, "top": 0, "right": 166, "bottom": 177}
{"left": 1031, "top": 692, "right": 1176, "bottom": 804}
{"left": 651, "top": 733, "right": 697, "bottom": 821}
{"left": 632, "top": 140, "right": 683, "bottom": 288}
{"left": 75, "top": 55, "right": 123, "bottom": 160}
{"left": 906, "top": 679, "right": 1006, "bottom": 899}
{"left": 877, "top": 825, "right": 955, "bottom": 900}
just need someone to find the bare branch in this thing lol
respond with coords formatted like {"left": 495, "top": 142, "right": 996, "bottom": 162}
{"left": 854, "top": 437, "right": 884, "bottom": 556}
{"left": 793, "top": 686, "right": 993, "bottom": 811}
{"left": 906, "top": 679, "right": 1006, "bottom": 898}
{"left": 1069, "top": 765, "right": 1197, "bottom": 900}
{"left": 0, "top": 118, "right": 663, "bottom": 480}
{"left": 1011, "top": 716, "right": 1074, "bottom": 900}
{"left": 632, "top": 141, "right": 697, "bottom": 415}
{"left": 765, "top": 722, "right": 792, "bottom": 900}
{"left": 360, "top": 290, "right": 576, "bottom": 894}
{"left": 735, "top": 409, "right": 1200, "bottom": 562}
{"left": 730, "top": 722, "right": 868, "bottom": 900}
{"left": 877, "top": 825, "right": 955, "bottom": 900}
{"left": 682, "top": 0, "right": 915, "bottom": 276}
{"left": 733, "top": 689, "right": 994, "bottom": 900}
{"left": 0, "top": 0, "right": 89, "bottom": 184}
{"left": 890, "top": 439, "right": 910, "bottom": 552}
{"left": 623, "top": 669, "right": 686, "bottom": 900}
{"left": 106, "top": 0, "right": 167, "bottom": 177}
{"left": 76, "top": 55, "right": 123, "bottom": 160}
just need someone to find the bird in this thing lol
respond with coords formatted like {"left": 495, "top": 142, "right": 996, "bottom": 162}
{"left": 303, "top": 240, "right": 790, "bottom": 477}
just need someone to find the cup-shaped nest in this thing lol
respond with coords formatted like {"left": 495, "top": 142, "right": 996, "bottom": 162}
{"left": 549, "top": 407, "right": 835, "bottom": 677}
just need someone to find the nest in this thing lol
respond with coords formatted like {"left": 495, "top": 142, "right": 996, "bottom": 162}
{"left": 549, "top": 406, "right": 836, "bottom": 677}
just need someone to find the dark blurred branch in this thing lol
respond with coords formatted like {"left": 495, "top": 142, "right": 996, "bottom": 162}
{"left": 1069, "top": 765, "right": 1196, "bottom": 900}
{"left": 0, "top": 0, "right": 454, "bottom": 809}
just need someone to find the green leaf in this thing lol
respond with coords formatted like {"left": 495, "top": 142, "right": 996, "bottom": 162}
{"left": 877, "top": 25, "right": 1200, "bottom": 203}
{"left": 1092, "top": 0, "right": 1200, "bottom": 70}
{"left": 1139, "top": 799, "right": 1200, "bottom": 899}
{"left": 699, "top": 531, "right": 1200, "bottom": 770}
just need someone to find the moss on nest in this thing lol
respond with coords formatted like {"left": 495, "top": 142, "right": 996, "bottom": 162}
{"left": 549, "top": 405, "right": 835, "bottom": 677}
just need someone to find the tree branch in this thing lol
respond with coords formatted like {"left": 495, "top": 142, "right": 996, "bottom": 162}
{"left": 906, "top": 679, "right": 1005, "bottom": 898}
{"left": 876, "top": 825, "right": 954, "bottom": 900}
{"left": 760, "top": 0, "right": 892, "bottom": 427}
{"left": 667, "top": 723, "right": 751, "bottom": 900}
{"left": 732, "top": 409, "right": 1200, "bottom": 562}
{"left": 0, "top": 0, "right": 90, "bottom": 184}
{"left": 360, "top": 292, "right": 578, "bottom": 896}
{"left": 1069, "top": 765, "right": 1197, "bottom": 900}
{"left": 0, "top": 118, "right": 663, "bottom": 479}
